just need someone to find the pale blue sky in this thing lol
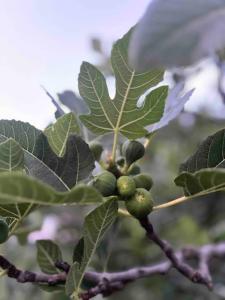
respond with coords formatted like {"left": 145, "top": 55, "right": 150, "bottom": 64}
{"left": 0, "top": 0, "right": 225, "bottom": 129}
{"left": 0, "top": 0, "right": 149, "bottom": 128}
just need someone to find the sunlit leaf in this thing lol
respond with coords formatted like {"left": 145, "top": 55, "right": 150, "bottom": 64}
{"left": 45, "top": 113, "right": 80, "bottom": 157}
{"left": 79, "top": 30, "right": 166, "bottom": 139}
{"left": 0, "top": 138, "right": 24, "bottom": 172}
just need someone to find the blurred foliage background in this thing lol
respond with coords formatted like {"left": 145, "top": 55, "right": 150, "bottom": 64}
{"left": 1, "top": 38, "right": 225, "bottom": 300}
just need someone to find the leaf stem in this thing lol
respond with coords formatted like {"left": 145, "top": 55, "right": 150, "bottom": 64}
{"left": 153, "top": 196, "right": 187, "bottom": 211}
{"left": 111, "top": 129, "right": 119, "bottom": 163}
{"left": 118, "top": 208, "right": 131, "bottom": 217}
{"left": 144, "top": 132, "right": 156, "bottom": 149}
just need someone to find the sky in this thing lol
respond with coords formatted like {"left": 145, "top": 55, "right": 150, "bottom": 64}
{"left": 0, "top": 0, "right": 225, "bottom": 130}
{"left": 0, "top": 0, "right": 150, "bottom": 128}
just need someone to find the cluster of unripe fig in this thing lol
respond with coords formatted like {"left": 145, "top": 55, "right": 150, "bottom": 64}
{"left": 89, "top": 140, "right": 154, "bottom": 220}
{"left": 0, "top": 140, "right": 154, "bottom": 245}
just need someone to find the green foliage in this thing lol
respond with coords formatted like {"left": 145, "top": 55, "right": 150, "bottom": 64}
{"left": 2, "top": 13, "right": 225, "bottom": 300}
{"left": 44, "top": 113, "right": 80, "bottom": 157}
{"left": 73, "top": 238, "right": 84, "bottom": 263}
{"left": 175, "top": 169, "right": 225, "bottom": 197}
{"left": 37, "top": 240, "right": 63, "bottom": 274}
{"left": 166, "top": 215, "right": 209, "bottom": 246}
{"left": 0, "top": 120, "right": 94, "bottom": 191}
{"left": 181, "top": 128, "right": 225, "bottom": 172}
{"left": 0, "top": 172, "right": 103, "bottom": 206}
{"left": 65, "top": 198, "right": 118, "bottom": 297}
{"left": 0, "top": 138, "right": 24, "bottom": 172}
{"left": 79, "top": 30, "right": 167, "bottom": 139}
{"left": 0, "top": 137, "right": 33, "bottom": 234}
{"left": 0, "top": 218, "right": 9, "bottom": 244}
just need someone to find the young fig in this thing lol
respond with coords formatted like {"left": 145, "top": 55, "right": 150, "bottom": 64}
{"left": 89, "top": 141, "right": 103, "bottom": 162}
{"left": 125, "top": 188, "right": 153, "bottom": 219}
{"left": 122, "top": 140, "right": 145, "bottom": 166}
{"left": 91, "top": 171, "right": 117, "bottom": 197}
{"left": 127, "top": 164, "right": 141, "bottom": 176}
{"left": 0, "top": 218, "right": 9, "bottom": 244}
{"left": 117, "top": 176, "right": 136, "bottom": 198}
{"left": 133, "top": 173, "right": 153, "bottom": 191}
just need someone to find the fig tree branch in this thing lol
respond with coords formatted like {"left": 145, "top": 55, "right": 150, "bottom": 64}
{"left": 139, "top": 217, "right": 213, "bottom": 289}
{"left": 1, "top": 231, "right": 225, "bottom": 298}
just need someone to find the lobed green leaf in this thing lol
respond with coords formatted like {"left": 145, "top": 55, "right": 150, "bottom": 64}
{"left": 79, "top": 30, "right": 167, "bottom": 139}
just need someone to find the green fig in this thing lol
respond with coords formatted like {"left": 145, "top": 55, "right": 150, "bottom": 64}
{"left": 89, "top": 141, "right": 103, "bottom": 162}
{"left": 117, "top": 176, "right": 136, "bottom": 198}
{"left": 92, "top": 171, "right": 116, "bottom": 197}
{"left": 133, "top": 173, "right": 153, "bottom": 190}
{"left": 125, "top": 188, "right": 153, "bottom": 219}
{"left": 127, "top": 164, "right": 141, "bottom": 175}
{"left": 122, "top": 140, "right": 145, "bottom": 166}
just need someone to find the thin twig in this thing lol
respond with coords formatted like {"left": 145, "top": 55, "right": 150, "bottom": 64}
{"left": 139, "top": 217, "right": 213, "bottom": 289}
